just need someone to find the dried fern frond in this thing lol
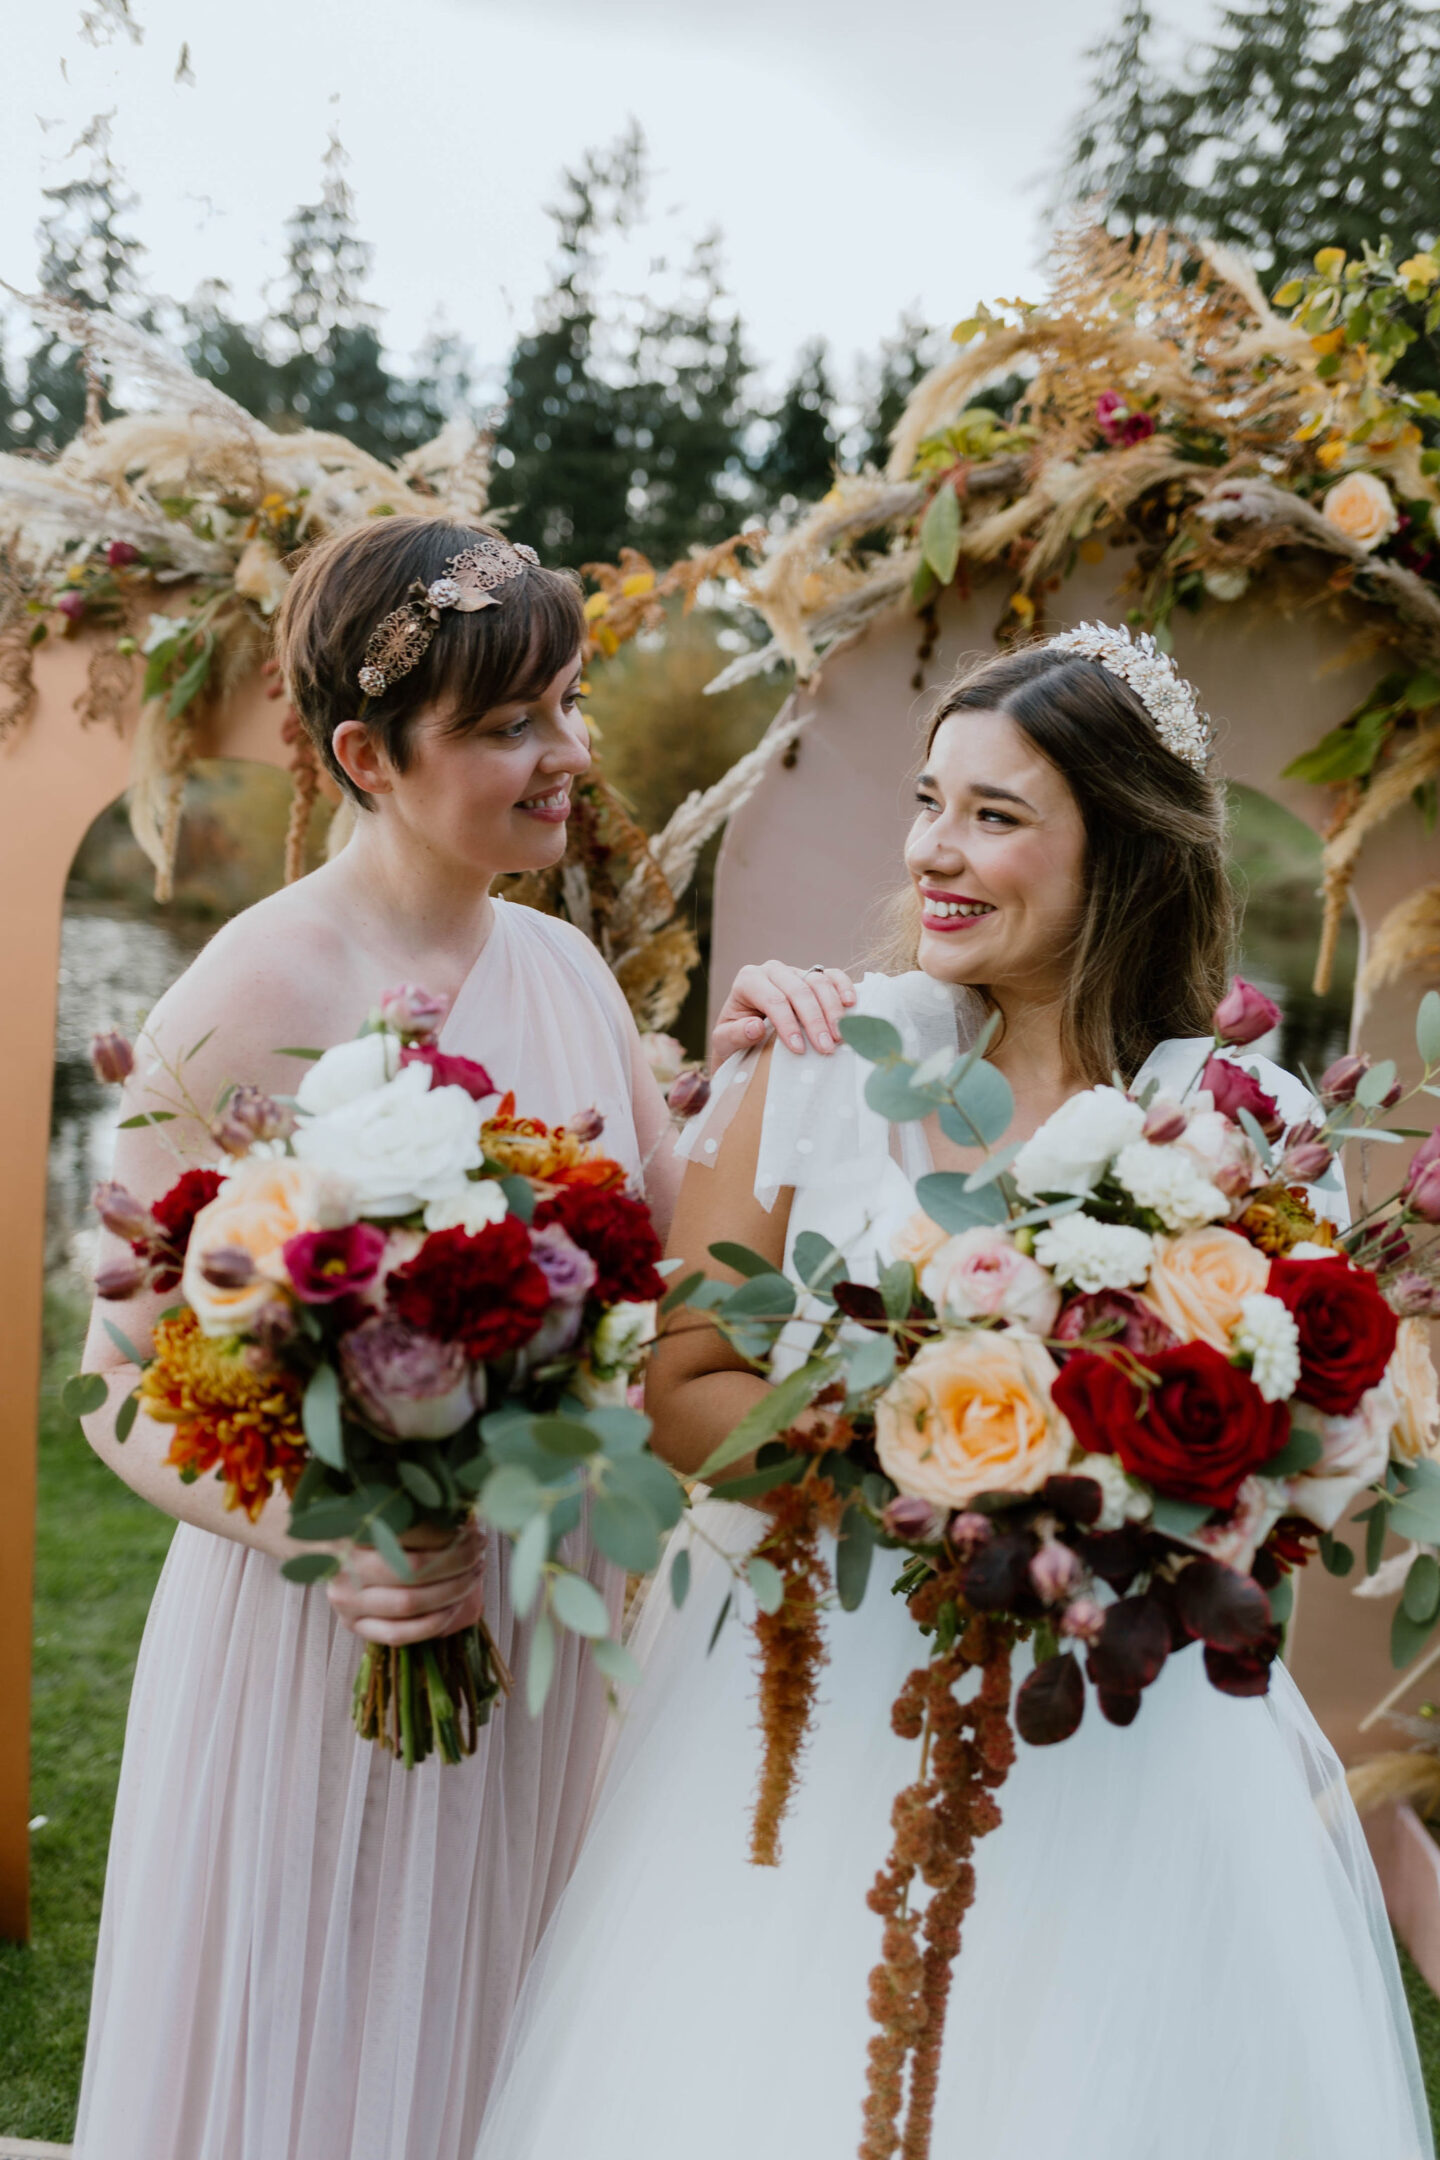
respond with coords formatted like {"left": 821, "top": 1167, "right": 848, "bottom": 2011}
{"left": 1347, "top": 1752, "right": 1440, "bottom": 1821}
{"left": 395, "top": 415, "right": 493, "bottom": 526}
{"left": 5, "top": 287, "right": 264, "bottom": 438}
{"left": 1315, "top": 727, "right": 1440, "bottom": 990}
{"left": 650, "top": 702, "right": 807, "bottom": 901}
{"left": 1359, "top": 884, "right": 1440, "bottom": 1005}
{"left": 0, "top": 454, "right": 231, "bottom": 577}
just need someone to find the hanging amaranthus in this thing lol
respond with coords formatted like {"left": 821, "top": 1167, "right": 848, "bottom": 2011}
{"left": 748, "top": 1478, "right": 834, "bottom": 1867}
{"left": 860, "top": 1571, "right": 1016, "bottom": 2160}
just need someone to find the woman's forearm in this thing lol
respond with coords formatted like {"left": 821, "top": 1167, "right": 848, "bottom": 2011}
{"left": 647, "top": 1365, "right": 772, "bottom": 1480}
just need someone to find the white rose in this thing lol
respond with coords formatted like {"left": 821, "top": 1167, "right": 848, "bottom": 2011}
{"left": 591, "top": 1300, "right": 657, "bottom": 1377}
{"left": 1322, "top": 470, "right": 1399, "bottom": 553}
{"left": 1286, "top": 1374, "right": 1398, "bottom": 1531}
{"left": 296, "top": 1032, "right": 400, "bottom": 1116}
{"left": 293, "top": 1061, "right": 482, "bottom": 1217}
{"left": 1013, "top": 1086, "right": 1145, "bottom": 1199}
{"left": 1112, "top": 1140, "right": 1230, "bottom": 1233}
{"left": 1033, "top": 1213, "right": 1154, "bottom": 1292}
{"left": 1074, "top": 1451, "right": 1152, "bottom": 1531}
{"left": 422, "top": 1181, "right": 510, "bottom": 1234}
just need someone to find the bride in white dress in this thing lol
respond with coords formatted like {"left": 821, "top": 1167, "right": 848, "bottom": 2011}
{"left": 474, "top": 632, "right": 1433, "bottom": 2160}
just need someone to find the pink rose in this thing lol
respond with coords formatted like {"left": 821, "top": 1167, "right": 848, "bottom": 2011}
{"left": 1200, "top": 1055, "right": 1283, "bottom": 1141}
{"left": 340, "top": 1313, "right": 480, "bottom": 1441}
{"left": 1213, "top": 977, "right": 1280, "bottom": 1048}
{"left": 1287, "top": 1375, "right": 1398, "bottom": 1531}
{"left": 921, "top": 1226, "right": 1061, "bottom": 1334}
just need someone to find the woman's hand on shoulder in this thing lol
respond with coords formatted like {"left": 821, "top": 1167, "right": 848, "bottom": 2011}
{"left": 709, "top": 961, "right": 856, "bottom": 1066}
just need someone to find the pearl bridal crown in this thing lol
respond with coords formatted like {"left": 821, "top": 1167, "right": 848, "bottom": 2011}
{"left": 357, "top": 533, "right": 542, "bottom": 699}
{"left": 1046, "top": 620, "right": 1212, "bottom": 771}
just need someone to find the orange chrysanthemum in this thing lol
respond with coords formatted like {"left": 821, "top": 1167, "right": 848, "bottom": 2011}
{"left": 140, "top": 1310, "right": 307, "bottom": 1521}
{"left": 482, "top": 1092, "right": 627, "bottom": 1192}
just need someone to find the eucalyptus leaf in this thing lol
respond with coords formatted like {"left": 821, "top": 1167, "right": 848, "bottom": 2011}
{"left": 879, "top": 1259, "right": 915, "bottom": 1321}
{"left": 865, "top": 1066, "right": 934, "bottom": 1123}
{"left": 584, "top": 1405, "right": 652, "bottom": 1455}
{"left": 1365, "top": 1502, "right": 1389, "bottom": 1577}
{"left": 1403, "top": 1551, "right": 1440, "bottom": 1625}
{"left": 1356, "top": 1059, "right": 1398, "bottom": 1109}
{"left": 590, "top": 1635, "right": 641, "bottom": 1689}
{"left": 1387, "top": 1491, "right": 1440, "bottom": 1545}
{"left": 1418, "top": 990, "right": 1440, "bottom": 1069}
{"left": 845, "top": 1333, "right": 897, "bottom": 1395}
{"left": 961, "top": 1138, "right": 1024, "bottom": 1191}
{"left": 1150, "top": 1496, "right": 1214, "bottom": 1538}
{"left": 1319, "top": 1532, "right": 1355, "bottom": 1578}
{"left": 117, "top": 1110, "right": 176, "bottom": 1128}
{"left": 302, "top": 1363, "right": 346, "bottom": 1470}
{"left": 707, "top": 1590, "right": 733, "bottom": 1654}
{"left": 551, "top": 1569, "right": 611, "bottom": 1638}
{"left": 510, "top": 1511, "right": 550, "bottom": 1619}
{"left": 837, "top": 1014, "right": 903, "bottom": 1062}
{"left": 103, "top": 1318, "right": 148, "bottom": 1366}
{"left": 605, "top": 1451, "right": 686, "bottom": 1531}
{"left": 919, "top": 481, "right": 962, "bottom": 585}
{"left": 532, "top": 1416, "right": 603, "bottom": 1459}
{"left": 914, "top": 1170, "right": 1008, "bottom": 1234}
{"left": 114, "top": 1391, "right": 139, "bottom": 1443}
{"left": 592, "top": 1494, "right": 662, "bottom": 1574}
{"left": 670, "top": 1545, "right": 692, "bottom": 1609}
{"left": 709, "top": 1240, "right": 778, "bottom": 1280}
{"left": 944, "top": 1061, "right": 1013, "bottom": 1146}
{"left": 1258, "top": 1428, "right": 1324, "bottom": 1478}
{"left": 1268, "top": 1574, "right": 1295, "bottom": 1628}
{"left": 290, "top": 1492, "right": 371, "bottom": 1541}
{"left": 477, "top": 1463, "right": 544, "bottom": 1534}
{"left": 793, "top": 1230, "right": 846, "bottom": 1295}
{"left": 61, "top": 1371, "right": 108, "bottom": 1418}
{"left": 526, "top": 1610, "right": 557, "bottom": 1715}
{"left": 279, "top": 1551, "right": 342, "bottom": 1584}
{"left": 499, "top": 1175, "right": 536, "bottom": 1224}
{"left": 836, "top": 1502, "right": 877, "bottom": 1610}
{"left": 1392, "top": 1599, "right": 1438, "bottom": 1671}
{"left": 397, "top": 1460, "right": 444, "bottom": 1509}
{"left": 660, "top": 1269, "right": 706, "bottom": 1315}
{"left": 747, "top": 1555, "right": 785, "bottom": 1614}
{"left": 369, "top": 1516, "right": 413, "bottom": 1582}
{"left": 694, "top": 1356, "right": 840, "bottom": 1482}
{"left": 1236, "top": 1108, "right": 1276, "bottom": 1168}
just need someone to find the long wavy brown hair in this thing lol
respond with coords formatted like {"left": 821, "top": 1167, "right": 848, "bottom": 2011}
{"left": 875, "top": 643, "right": 1234, "bottom": 1084}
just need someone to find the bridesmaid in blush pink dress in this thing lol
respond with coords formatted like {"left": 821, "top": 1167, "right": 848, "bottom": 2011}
{"left": 70, "top": 515, "right": 844, "bottom": 2160}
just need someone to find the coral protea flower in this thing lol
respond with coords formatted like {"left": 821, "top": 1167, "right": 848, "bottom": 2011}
{"left": 139, "top": 1310, "right": 307, "bottom": 1519}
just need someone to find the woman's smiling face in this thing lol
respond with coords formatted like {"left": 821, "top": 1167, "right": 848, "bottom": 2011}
{"left": 904, "top": 708, "right": 1087, "bottom": 1001}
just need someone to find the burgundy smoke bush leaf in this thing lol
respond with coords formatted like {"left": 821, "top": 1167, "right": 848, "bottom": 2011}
{"left": 832, "top": 1281, "right": 888, "bottom": 1326}
{"left": 1204, "top": 1632, "right": 1281, "bottom": 1697}
{"left": 1076, "top": 1524, "right": 1149, "bottom": 1590}
{"left": 1087, "top": 1594, "right": 1171, "bottom": 1694}
{"left": 1039, "top": 1474, "right": 1104, "bottom": 1526}
{"left": 960, "top": 1532, "right": 1036, "bottom": 1611}
{"left": 1096, "top": 1686, "right": 1142, "bottom": 1727}
{"left": 1015, "top": 1651, "right": 1085, "bottom": 1745}
{"left": 1172, "top": 1557, "right": 1273, "bottom": 1650}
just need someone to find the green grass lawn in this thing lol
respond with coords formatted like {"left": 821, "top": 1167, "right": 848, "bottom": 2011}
{"left": 0, "top": 1290, "right": 172, "bottom": 2141}
{"left": 5, "top": 1292, "right": 1440, "bottom": 2145}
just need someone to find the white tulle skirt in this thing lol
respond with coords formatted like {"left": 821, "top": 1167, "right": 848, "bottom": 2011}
{"left": 475, "top": 1501, "right": 1433, "bottom": 2160}
{"left": 74, "top": 1520, "right": 620, "bottom": 2160}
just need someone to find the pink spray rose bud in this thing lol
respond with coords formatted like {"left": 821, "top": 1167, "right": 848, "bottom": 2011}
{"left": 1213, "top": 977, "right": 1281, "bottom": 1048}
{"left": 1029, "top": 1539, "right": 1081, "bottom": 1604}
{"left": 91, "top": 1179, "right": 155, "bottom": 1243}
{"left": 377, "top": 984, "right": 451, "bottom": 1040}
{"left": 89, "top": 1030, "right": 134, "bottom": 1085}
{"left": 949, "top": 1511, "right": 994, "bottom": 1556}
{"left": 250, "top": 1298, "right": 299, "bottom": 1357}
{"left": 211, "top": 1084, "right": 297, "bottom": 1156}
{"left": 1060, "top": 1596, "right": 1106, "bottom": 1644}
{"left": 1388, "top": 1270, "right": 1440, "bottom": 1320}
{"left": 94, "top": 1253, "right": 148, "bottom": 1300}
{"left": 568, "top": 1106, "right": 606, "bottom": 1145}
{"left": 106, "top": 540, "right": 139, "bottom": 568}
{"left": 198, "top": 1245, "right": 258, "bottom": 1291}
{"left": 1406, "top": 1157, "right": 1440, "bottom": 1225}
{"left": 55, "top": 591, "right": 86, "bottom": 622}
{"left": 1200, "top": 1054, "right": 1283, "bottom": 1140}
{"left": 668, "top": 1068, "right": 712, "bottom": 1120}
{"left": 881, "top": 1494, "right": 948, "bottom": 1543}
{"left": 1142, "top": 1097, "right": 1189, "bottom": 1145}
{"left": 1319, "top": 1053, "right": 1369, "bottom": 1107}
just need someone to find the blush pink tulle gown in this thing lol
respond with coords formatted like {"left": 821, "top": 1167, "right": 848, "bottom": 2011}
{"left": 73, "top": 900, "right": 668, "bottom": 2160}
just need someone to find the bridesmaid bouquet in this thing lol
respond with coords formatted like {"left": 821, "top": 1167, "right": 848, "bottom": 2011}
{"left": 79, "top": 986, "right": 682, "bottom": 1768}
{"left": 685, "top": 980, "right": 1440, "bottom": 2160}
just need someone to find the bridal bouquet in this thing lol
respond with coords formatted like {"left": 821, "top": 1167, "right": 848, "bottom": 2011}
{"left": 78, "top": 986, "right": 681, "bottom": 1768}
{"left": 684, "top": 979, "right": 1440, "bottom": 2160}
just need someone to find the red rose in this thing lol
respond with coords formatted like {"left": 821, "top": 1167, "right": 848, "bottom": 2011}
{"left": 1200, "top": 1055, "right": 1283, "bottom": 1140}
{"left": 142, "top": 1167, "right": 224, "bottom": 1291}
{"left": 1267, "top": 1255, "right": 1398, "bottom": 1417}
{"left": 1054, "top": 1344, "right": 1287, "bottom": 1511}
{"left": 387, "top": 1220, "right": 550, "bottom": 1360}
{"left": 533, "top": 1188, "right": 666, "bottom": 1306}
{"left": 400, "top": 1043, "right": 496, "bottom": 1102}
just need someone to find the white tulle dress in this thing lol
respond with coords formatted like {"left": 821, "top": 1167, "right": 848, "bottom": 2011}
{"left": 74, "top": 898, "right": 670, "bottom": 2160}
{"left": 473, "top": 970, "right": 1433, "bottom": 2160}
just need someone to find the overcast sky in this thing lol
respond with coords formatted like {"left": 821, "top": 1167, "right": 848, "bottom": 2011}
{"left": 1, "top": 0, "right": 1223, "bottom": 397}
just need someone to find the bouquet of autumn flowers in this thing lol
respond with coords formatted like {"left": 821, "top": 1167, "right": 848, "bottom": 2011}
{"left": 681, "top": 979, "right": 1440, "bottom": 2160}
{"left": 80, "top": 985, "right": 682, "bottom": 1768}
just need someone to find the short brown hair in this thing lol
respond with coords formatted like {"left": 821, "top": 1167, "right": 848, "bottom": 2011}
{"left": 888, "top": 642, "right": 1234, "bottom": 1084}
{"left": 275, "top": 516, "right": 586, "bottom": 806}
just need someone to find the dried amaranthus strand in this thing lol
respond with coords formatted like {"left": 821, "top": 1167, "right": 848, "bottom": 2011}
{"left": 281, "top": 709, "right": 322, "bottom": 885}
{"left": 859, "top": 1574, "right": 1017, "bottom": 2160}
{"left": 748, "top": 1480, "right": 833, "bottom": 1866}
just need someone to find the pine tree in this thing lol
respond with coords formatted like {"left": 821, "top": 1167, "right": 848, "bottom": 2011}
{"left": 1065, "top": 0, "right": 1440, "bottom": 276}
{"left": 757, "top": 339, "right": 838, "bottom": 511}
{"left": 859, "top": 312, "right": 936, "bottom": 471}
{"left": 20, "top": 119, "right": 149, "bottom": 454}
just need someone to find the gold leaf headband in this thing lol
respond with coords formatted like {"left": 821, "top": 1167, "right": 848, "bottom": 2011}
{"left": 357, "top": 534, "right": 541, "bottom": 699}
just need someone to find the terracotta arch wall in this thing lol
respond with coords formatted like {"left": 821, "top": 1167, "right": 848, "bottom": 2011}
{"left": 709, "top": 559, "right": 1440, "bottom": 1759}
{"left": 0, "top": 631, "right": 291, "bottom": 1939}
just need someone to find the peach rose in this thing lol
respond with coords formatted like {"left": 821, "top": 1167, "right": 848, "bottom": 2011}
{"left": 891, "top": 1210, "right": 950, "bottom": 1276}
{"left": 875, "top": 1330, "right": 1071, "bottom": 1509}
{"left": 183, "top": 1157, "right": 355, "bottom": 1338}
{"left": 1389, "top": 1318, "right": 1440, "bottom": 1464}
{"left": 1321, "top": 470, "right": 1398, "bottom": 553}
{"left": 1142, "top": 1227, "right": 1269, "bottom": 1350}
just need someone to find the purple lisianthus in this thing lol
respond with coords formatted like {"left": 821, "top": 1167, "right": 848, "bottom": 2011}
{"left": 340, "top": 1314, "right": 480, "bottom": 1440}
{"left": 529, "top": 1222, "right": 599, "bottom": 1304}
{"left": 284, "top": 1222, "right": 389, "bottom": 1303}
